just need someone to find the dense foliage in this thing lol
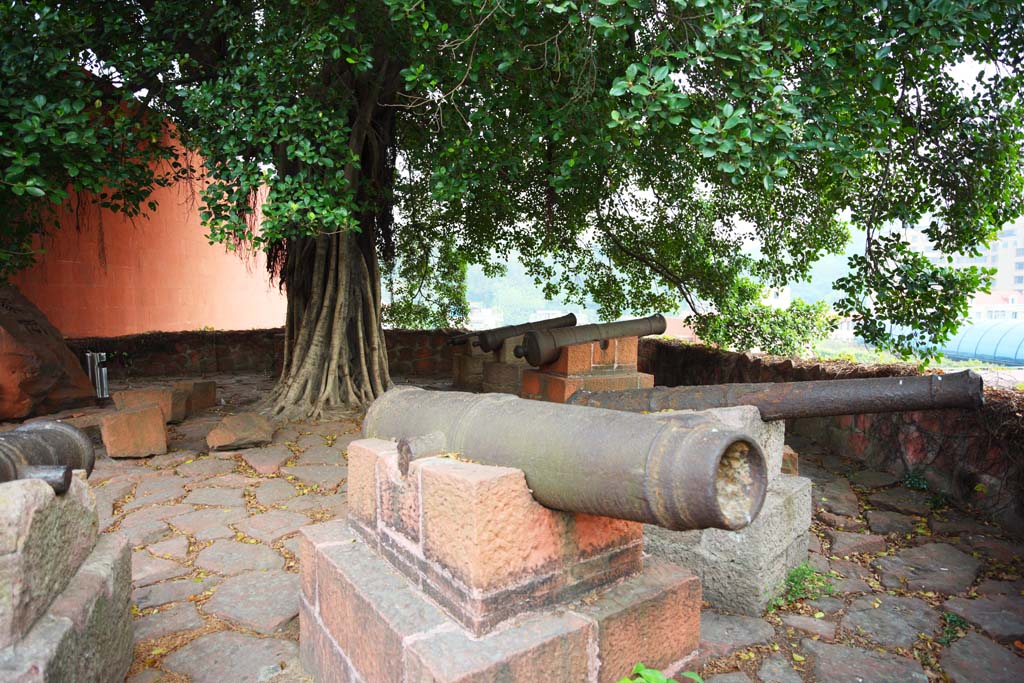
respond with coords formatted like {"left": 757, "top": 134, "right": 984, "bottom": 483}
{"left": 0, "top": 2, "right": 183, "bottom": 274}
{"left": 3, "top": 1, "right": 1023, "bottom": 410}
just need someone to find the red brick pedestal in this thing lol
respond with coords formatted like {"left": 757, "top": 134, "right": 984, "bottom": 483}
{"left": 300, "top": 438, "right": 701, "bottom": 683}
{"left": 520, "top": 336, "right": 655, "bottom": 403}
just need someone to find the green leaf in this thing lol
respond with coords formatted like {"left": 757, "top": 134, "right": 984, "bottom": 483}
{"left": 589, "top": 16, "right": 611, "bottom": 28}
{"left": 24, "top": 186, "right": 45, "bottom": 197}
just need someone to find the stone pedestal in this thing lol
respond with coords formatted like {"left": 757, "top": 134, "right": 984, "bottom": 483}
{"left": 643, "top": 407, "right": 812, "bottom": 615}
{"left": 481, "top": 334, "right": 530, "bottom": 394}
{"left": 0, "top": 474, "right": 132, "bottom": 682}
{"left": 520, "top": 336, "right": 654, "bottom": 403}
{"left": 452, "top": 343, "right": 487, "bottom": 391}
{"left": 300, "top": 438, "right": 702, "bottom": 683}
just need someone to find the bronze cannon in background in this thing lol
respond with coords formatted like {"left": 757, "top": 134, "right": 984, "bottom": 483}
{"left": 447, "top": 313, "right": 578, "bottom": 353}
{"left": 567, "top": 370, "right": 985, "bottom": 419}
{"left": 363, "top": 386, "right": 767, "bottom": 531}
{"left": 0, "top": 421, "right": 95, "bottom": 493}
{"left": 513, "top": 313, "right": 667, "bottom": 366}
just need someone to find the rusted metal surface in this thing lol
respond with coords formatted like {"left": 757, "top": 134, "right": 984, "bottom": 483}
{"left": 0, "top": 421, "right": 95, "bottom": 493}
{"left": 363, "top": 386, "right": 767, "bottom": 531}
{"left": 447, "top": 313, "right": 578, "bottom": 352}
{"left": 514, "top": 314, "right": 667, "bottom": 367}
{"left": 567, "top": 370, "right": 985, "bottom": 419}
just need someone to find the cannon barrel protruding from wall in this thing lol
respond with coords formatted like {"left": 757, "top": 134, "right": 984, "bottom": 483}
{"left": 363, "top": 386, "right": 768, "bottom": 532}
{"left": 514, "top": 314, "right": 667, "bottom": 367}
{"left": 0, "top": 421, "right": 95, "bottom": 493}
{"left": 567, "top": 370, "right": 985, "bottom": 420}
{"left": 447, "top": 313, "right": 578, "bottom": 352}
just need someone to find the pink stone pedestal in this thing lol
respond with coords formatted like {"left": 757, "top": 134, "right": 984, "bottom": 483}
{"left": 299, "top": 438, "right": 702, "bottom": 683}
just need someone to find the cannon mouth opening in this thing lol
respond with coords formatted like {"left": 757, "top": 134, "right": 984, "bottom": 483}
{"left": 714, "top": 439, "right": 767, "bottom": 530}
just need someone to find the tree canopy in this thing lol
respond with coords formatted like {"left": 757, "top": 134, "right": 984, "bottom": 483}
{"left": 3, "top": 0, "right": 1023, "bottom": 413}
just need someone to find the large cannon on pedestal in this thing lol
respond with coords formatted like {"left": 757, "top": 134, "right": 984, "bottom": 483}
{"left": 0, "top": 421, "right": 95, "bottom": 493}
{"left": 567, "top": 370, "right": 985, "bottom": 419}
{"left": 363, "top": 386, "right": 768, "bottom": 531}
{"left": 513, "top": 314, "right": 667, "bottom": 366}
{"left": 447, "top": 313, "right": 578, "bottom": 353}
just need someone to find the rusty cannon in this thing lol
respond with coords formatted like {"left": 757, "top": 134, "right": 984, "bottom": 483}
{"left": 513, "top": 313, "right": 667, "bottom": 367}
{"left": 447, "top": 313, "right": 578, "bottom": 353}
{"left": 0, "top": 421, "right": 95, "bottom": 493}
{"left": 363, "top": 386, "right": 768, "bottom": 531}
{"left": 567, "top": 370, "right": 985, "bottom": 419}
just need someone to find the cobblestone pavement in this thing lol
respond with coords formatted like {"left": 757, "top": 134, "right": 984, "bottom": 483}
{"left": 87, "top": 374, "right": 1023, "bottom": 682}
{"left": 702, "top": 435, "right": 1024, "bottom": 683}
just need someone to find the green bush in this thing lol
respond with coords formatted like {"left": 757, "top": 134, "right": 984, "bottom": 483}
{"left": 618, "top": 663, "right": 703, "bottom": 683}
{"left": 768, "top": 562, "right": 833, "bottom": 611}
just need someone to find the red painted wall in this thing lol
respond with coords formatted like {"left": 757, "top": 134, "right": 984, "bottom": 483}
{"left": 12, "top": 181, "right": 286, "bottom": 338}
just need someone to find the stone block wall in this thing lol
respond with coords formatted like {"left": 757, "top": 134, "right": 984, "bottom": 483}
{"left": 638, "top": 338, "right": 1024, "bottom": 535}
{"left": 0, "top": 474, "right": 133, "bottom": 681}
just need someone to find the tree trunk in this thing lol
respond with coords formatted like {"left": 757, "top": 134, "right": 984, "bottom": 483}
{"left": 266, "top": 58, "right": 398, "bottom": 419}
{"left": 267, "top": 227, "right": 391, "bottom": 419}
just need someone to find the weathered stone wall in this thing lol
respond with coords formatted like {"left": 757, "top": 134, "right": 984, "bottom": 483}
{"left": 66, "top": 327, "right": 459, "bottom": 380}
{"left": 638, "top": 338, "right": 1024, "bottom": 535}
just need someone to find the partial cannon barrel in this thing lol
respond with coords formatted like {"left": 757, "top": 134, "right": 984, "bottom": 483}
{"left": 514, "top": 314, "right": 667, "bottom": 366}
{"left": 0, "top": 421, "right": 95, "bottom": 493}
{"left": 448, "top": 313, "right": 578, "bottom": 352}
{"left": 567, "top": 370, "right": 985, "bottom": 420}
{"left": 363, "top": 386, "right": 768, "bottom": 532}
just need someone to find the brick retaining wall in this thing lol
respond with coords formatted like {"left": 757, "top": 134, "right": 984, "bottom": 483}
{"left": 638, "top": 338, "right": 1024, "bottom": 536}
{"left": 66, "top": 327, "right": 458, "bottom": 380}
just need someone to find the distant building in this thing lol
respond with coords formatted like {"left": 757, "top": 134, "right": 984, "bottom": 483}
{"left": 467, "top": 303, "right": 503, "bottom": 330}
{"left": 906, "top": 218, "right": 1024, "bottom": 293}
{"left": 966, "top": 291, "right": 1024, "bottom": 322}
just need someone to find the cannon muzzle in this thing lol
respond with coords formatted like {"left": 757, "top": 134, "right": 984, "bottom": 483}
{"left": 567, "top": 370, "right": 985, "bottom": 419}
{"left": 514, "top": 314, "right": 667, "bottom": 366}
{"left": 0, "top": 421, "right": 95, "bottom": 493}
{"left": 363, "top": 386, "right": 767, "bottom": 531}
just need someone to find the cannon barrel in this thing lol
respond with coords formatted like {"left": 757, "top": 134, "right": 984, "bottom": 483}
{"left": 0, "top": 421, "right": 95, "bottom": 493}
{"left": 514, "top": 314, "right": 667, "bottom": 366}
{"left": 363, "top": 386, "right": 768, "bottom": 531}
{"left": 475, "top": 313, "right": 577, "bottom": 353}
{"left": 567, "top": 370, "right": 985, "bottom": 420}
{"left": 447, "top": 313, "right": 579, "bottom": 351}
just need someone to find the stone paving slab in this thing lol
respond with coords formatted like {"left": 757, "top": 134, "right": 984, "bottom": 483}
{"left": 235, "top": 510, "right": 310, "bottom": 544}
{"left": 133, "top": 576, "right": 221, "bottom": 610}
{"left": 162, "top": 631, "right": 302, "bottom": 683}
{"left": 204, "top": 571, "right": 300, "bottom": 633}
{"left": 195, "top": 539, "right": 284, "bottom": 575}
{"left": 944, "top": 594, "right": 1024, "bottom": 643}
{"left": 256, "top": 479, "right": 298, "bottom": 505}
{"left": 841, "top": 594, "right": 941, "bottom": 647}
{"left": 699, "top": 612, "right": 774, "bottom": 659}
{"left": 170, "top": 507, "right": 250, "bottom": 540}
{"left": 800, "top": 638, "right": 929, "bottom": 683}
{"left": 241, "top": 445, "right": 294, "bottom": 475}
{"left": 183, "top": 487, "right": 246, "bottom": 507}
{"left": 134, "top": 602, "right": 204, "bottom": 642}
{"left": 874, "top": 542, "right": 981, "bottom": 593}
{"left": 280, "top": 464, "right": 347, "bottom": 490}
{"left": 941, "top": 631, "right": 1024, "bottom": 683}
{"left": 132, "top": 551, "right": 188, "bottom": 587}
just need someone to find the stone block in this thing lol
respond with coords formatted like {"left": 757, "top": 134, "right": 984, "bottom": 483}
{"left": 347, "top": 439, "right": 392, "bottom": 526}
{"left": 299, "top": 598, "right": 354, "bottom": 683}
{"left": 572, "top": 559, "right": 700, "bottom": 683}
{"left": 0, "top": 533, "right": 132, "bottom": 682}
{"left": 419, "top": 458, "right": 567, "bottom": 591}
{"left": 206, "top": 412, "right": 273, "bottom": 450}
{"left": 99, "top": 406, "right": 167, "bottom": 458}
{"left": 545, "top": 343, "right": 595, "bottom": 376}
{"left": 495, "top": 334, "right": 529, "bottom": 365}
{"left": 0, "top": 474, "right": 98, "bottom": 649}
{"left": 481, "top": 360, "right": 524, "bottom": 394}
{"left": 300, "top": 522, "right": 700, "bottom": 683}
{"left": 112, "top": 388, "right": 189, "bottom": 423}
{"left": 316, "top": 542, "right": 449, "bottom": 683}
{"left": 376, "top": 450, "right": 421, "bottom": 543}
{"left": 645, "top": 475, "right": 812, "bottom": 615}
{"left": 404, "top": 613, "right": 593, "bottom": 682}
{"left": 172, "top": 380, "right": 218, "bottom": 413}
{"left": 452, "top": 348, "right": 486, "bottom": 391}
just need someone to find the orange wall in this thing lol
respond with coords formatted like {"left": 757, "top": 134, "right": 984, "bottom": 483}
{"left": 13, "top": 181, "right": 287, "bottom": 338}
